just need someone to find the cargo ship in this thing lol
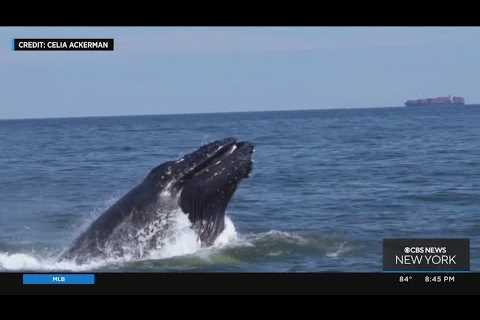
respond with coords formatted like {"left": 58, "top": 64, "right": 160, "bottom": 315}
{"left": 405, "top": 95, "right": 465, "bottom": 107}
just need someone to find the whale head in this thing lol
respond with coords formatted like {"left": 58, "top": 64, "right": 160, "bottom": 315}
{"left": 146, "top": 137, "right": 254, "bottom": 245}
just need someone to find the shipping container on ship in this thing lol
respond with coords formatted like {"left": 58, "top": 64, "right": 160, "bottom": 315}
{"left": 404, "top": 95, "right": 466, "bottom": 107}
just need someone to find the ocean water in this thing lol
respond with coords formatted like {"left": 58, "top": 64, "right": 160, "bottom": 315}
{"left": 1, "top": 106, "right": 480, "bottom": 272}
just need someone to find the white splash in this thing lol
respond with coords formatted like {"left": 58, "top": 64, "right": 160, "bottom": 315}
{"left": 0, "top": 252, "right": 114, "bottom": 272}
{"left": 213, "top": 217, "right": 238, "bottom": 247}
{"left": 326, "top": 241, "right": 350, "bottom": 258}
{"left": 0, "top": 211, "right": 239, "bottom": 272}
{"left": 250, "top": 230, "right": 309, "bottom": 245}
{"left": 147, "top": 211, "right": 238, "bottom": 260}
{"left": 146, "top": 209, "right": 202, "bottom": 260}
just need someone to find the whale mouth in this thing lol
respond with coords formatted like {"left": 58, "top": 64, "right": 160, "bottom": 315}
{"left": 176, "top": 138, "right": 254, "bottom": 246}
{"left": 181, "top": 138, "right": 254, "bottom": 181}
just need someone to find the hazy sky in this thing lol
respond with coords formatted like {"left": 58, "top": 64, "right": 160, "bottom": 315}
{"left": 1, "top": 27, "right": 479, "bottom": 119}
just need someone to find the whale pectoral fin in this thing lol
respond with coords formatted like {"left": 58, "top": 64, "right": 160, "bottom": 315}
{"left": 179, "top": 182, "right": 237, "bottom": 246}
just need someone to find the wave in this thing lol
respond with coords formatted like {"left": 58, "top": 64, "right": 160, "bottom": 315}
{"left": 0, "top": 212, "right": 353, "bottom": 272}
{"left": 0, "top": 212, "right": 239, "bottom": 272}
{"left": 400, "top": 191, "right": 480, "bottom": 205}
{"left": 228, "top": 230, "right": 354, "bottom": 260}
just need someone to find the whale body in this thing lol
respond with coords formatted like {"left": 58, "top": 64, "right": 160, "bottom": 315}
{"left": 60, "top": 137, "right": 254, "bottom": 263}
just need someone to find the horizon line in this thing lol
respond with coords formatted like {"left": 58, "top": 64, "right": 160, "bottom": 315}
{"left": 0, "top": 105, "right": 402, "bottom": 121}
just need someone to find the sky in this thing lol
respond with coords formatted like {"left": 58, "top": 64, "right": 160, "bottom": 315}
{"left": 1, "top": 27, "right": 480, "bottom": 119}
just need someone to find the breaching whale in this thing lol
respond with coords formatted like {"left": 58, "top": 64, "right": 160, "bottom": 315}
{"left": 60, "top": 137, "right": 254, "bottom": 263}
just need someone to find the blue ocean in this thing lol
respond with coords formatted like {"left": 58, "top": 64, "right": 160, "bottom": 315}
{"left": 1, "top": 106, "right": 479, "bottom": 272}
